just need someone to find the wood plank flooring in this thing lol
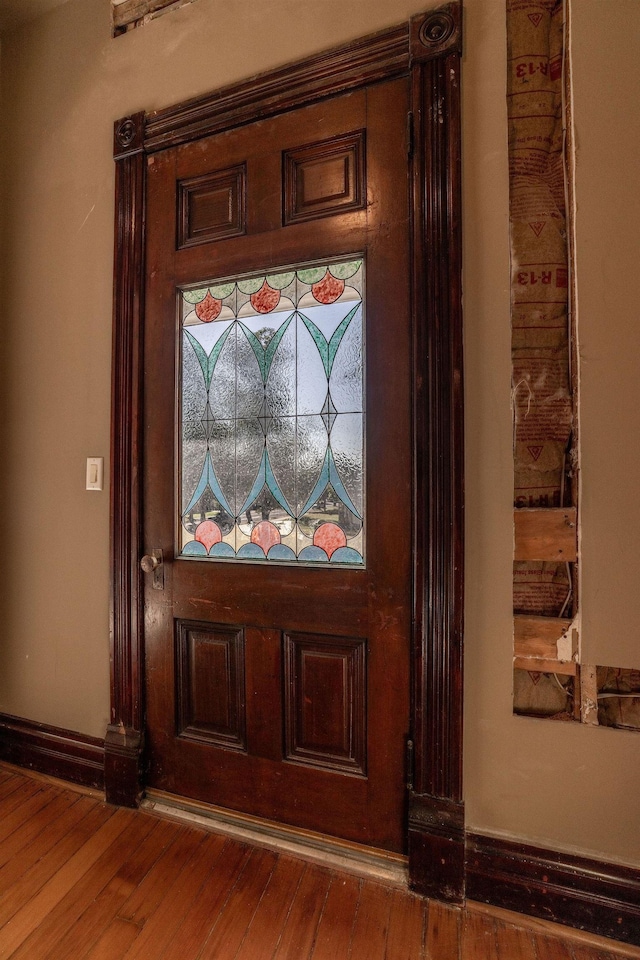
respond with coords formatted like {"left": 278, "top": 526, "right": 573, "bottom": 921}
{"left": 0, "top": 765, "right": 637, "bottom": 960}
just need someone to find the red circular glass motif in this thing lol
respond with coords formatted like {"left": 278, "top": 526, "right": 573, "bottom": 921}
{"left": 313, "top": 522, "right": 347, "bottom": 558}
{"left": 251, "top": 520, "right": 281, "bottom": 552}
{"left": 194, "top": 520, "right": 222, "bottom": 551}
{"left": 250, "top": 281, "right": 281, "bottom": 314}
{"left": 311, "top": 271, "right": 345, "bottom": 304}
{"left": 195, "top": 292, "right": 222, "bottom": 322}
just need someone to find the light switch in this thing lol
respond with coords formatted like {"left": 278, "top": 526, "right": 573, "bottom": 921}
{"left": 86, "top": 457, "right": 104, "bottom": 491}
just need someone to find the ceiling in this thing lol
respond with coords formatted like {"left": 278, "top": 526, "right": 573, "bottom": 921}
{"left": 0, "top": 0, "right": 73, "bottom": 33}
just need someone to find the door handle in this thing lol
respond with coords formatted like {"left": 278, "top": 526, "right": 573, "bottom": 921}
{"left": 140, "top": 549, "right": 164, "bottom": 590}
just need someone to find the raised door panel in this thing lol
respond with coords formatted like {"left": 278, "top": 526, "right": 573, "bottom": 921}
{"left": 175, "top": 621, "right": 246, "bottom": 751}
{"left": 177, "top": 165, "right": 246, "bottom": 248}
{"left": 284, "top": 631, "right": 367, "bottom": 776}
{"left": 283, "top": 130, "right": 366, "bottom": 225}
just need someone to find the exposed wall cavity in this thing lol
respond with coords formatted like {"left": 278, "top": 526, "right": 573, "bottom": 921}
{"left": 596, "top": 668, "right": 640, "bottom": 732}
{"left": 111, "top": 0, "right": 199, "bottom": 34}
{"left": 508, "top": 1, "right": 640, "bottom": 732}
{"left": 507, "top": 0, "right": 579, "bottom": 719}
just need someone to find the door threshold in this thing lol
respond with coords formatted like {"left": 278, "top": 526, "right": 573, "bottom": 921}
{"left": 142, "top": 789, "right": 408, "bottom": 887}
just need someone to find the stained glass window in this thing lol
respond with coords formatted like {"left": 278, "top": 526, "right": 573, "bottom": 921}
{"left": 179, "top": 259, "right": 365, "bottom": 565}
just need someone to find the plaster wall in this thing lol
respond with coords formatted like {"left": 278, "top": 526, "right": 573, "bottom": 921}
{"left": 0, "top": 0, "right": 638, "bottom": 866}
{"left": 571, "top": 0, "right": 640, "bottom": 669}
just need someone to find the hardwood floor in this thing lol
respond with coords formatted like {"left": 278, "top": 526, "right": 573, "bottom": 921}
{"left": 0, "top": 764, "right": 637, "bottom": 960}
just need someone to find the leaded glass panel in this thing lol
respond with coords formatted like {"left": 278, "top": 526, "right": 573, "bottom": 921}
{"left": 179, "top": 259, "right": 365, "bottom": 565}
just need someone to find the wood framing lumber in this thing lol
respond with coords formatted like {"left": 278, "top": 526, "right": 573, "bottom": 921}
{"left": 514, "top": 657, "right": 577, "bottom": 676}
{"left": 513, "top": 508, "right": 577, "bottom": 562}
{"left": 514, "top": 615, "right": 574, "bottom": 660}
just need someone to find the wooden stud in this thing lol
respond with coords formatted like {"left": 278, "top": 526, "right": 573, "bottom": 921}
{"left": 112, "top": 0, "right": 183, "bottom": 31}
{"left": 514, "top": 508, "right": 577, "bottom": 562}
{"left": 514, "top": 658, "right": 577, "bottom": 677}
{"left": 580, "top": 664, "right": 600, "bottom": 726}
{"left": 514, "top": 616, "right": 574, "bottom": 661}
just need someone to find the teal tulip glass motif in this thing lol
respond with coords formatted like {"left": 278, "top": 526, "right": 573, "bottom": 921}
{"left": 179, "top": 259, "right": 365, "bottom": 565}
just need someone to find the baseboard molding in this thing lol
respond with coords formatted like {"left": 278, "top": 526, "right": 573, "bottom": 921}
{"left": 0, "top": 713, "right": 104, "bottom": 791}
{"left": 466, "top": 833, "right": 640, "bottom": 948}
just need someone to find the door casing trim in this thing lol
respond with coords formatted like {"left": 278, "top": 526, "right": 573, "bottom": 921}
{"left": 108, "top": 2, "right": 464, "bottom": 900}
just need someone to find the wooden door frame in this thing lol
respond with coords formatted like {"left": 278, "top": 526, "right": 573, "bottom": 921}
{"left": 107, "top": 3, "right": 464, "bottom": 901}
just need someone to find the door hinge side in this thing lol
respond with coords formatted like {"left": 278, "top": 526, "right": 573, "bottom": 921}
{"left": 406, "top": 737, "right": 414, "bottom": 791}
{"left": 407, "top": 110, "right": 414, "bottom": 158}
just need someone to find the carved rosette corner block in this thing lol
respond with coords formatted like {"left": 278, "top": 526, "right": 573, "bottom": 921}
{"left": 114, "top": 112, "right": 145, "bottom": 159}
{"left": 410, "top": 3, "right": 462, "bottom": 63}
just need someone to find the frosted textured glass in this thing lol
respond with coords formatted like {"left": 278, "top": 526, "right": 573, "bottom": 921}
{"left": 267, "top": 416, "right": 297, "bottom": 511}
{"left": 266, "top": 322, "right": 296, "bottom": 417}
{"left": 235, "top": 418, "right": 265, "bottom": 514}
{"left": 296, "top": 415, "right": 328, "bottom": 513}
{"left": 181, "top": 420, "right": 207, "bottom": 515}
{"left": 179, "top": 259, "right": 365, "bottom": 565}
{"left": 236, "top": 327, "right": 263, "bottom": 418}
{"left": 296, "top": 319, "right": 327, "bottom": 415}
{"left": 182, "top": 333, "right": 208, "bottom": 422}
{"left": 208, "top": 419, "right": 236, "bottom": 514}
{"left": 210, "top": 328, "right": 236, "bottom": 419}
{"left": 330, "top": 413, "right": 363, "bottom": 516}
{"left": 329, "top": 304, "right": 363, "bottom": 413}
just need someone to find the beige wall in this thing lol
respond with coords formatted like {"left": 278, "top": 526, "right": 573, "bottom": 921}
{"left": 0, "top": 0, "right": 638, "bottom": 867}
{"left": 464, "top": 0, "right": 640, "bottom": 865}
{"left": 572, "top": 0, "right": 640, "bottom": 669}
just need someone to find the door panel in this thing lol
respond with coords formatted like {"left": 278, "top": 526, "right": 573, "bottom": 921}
{"left": 143, "top": 78, "right": 411, "bottom": 851}
{"left": 175, "top": 620, "right": 247, "bottom": 751}
{"left": 283, "top": 631, "right": 367, "bottom": 775}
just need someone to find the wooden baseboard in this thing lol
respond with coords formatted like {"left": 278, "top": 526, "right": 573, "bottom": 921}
{"left": 0, "top": 713, "right": 104, "bottom": 791}
{"left": 466, "top": 833, "right": 640, "bottom": 948}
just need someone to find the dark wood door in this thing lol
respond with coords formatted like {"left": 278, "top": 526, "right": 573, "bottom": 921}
{"left": 143, "top": 77, "right": 412, "bottom": 852}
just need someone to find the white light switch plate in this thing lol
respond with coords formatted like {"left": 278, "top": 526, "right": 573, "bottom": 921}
{"left": 86, "top": 457, "right": 104, "bottom": 491}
